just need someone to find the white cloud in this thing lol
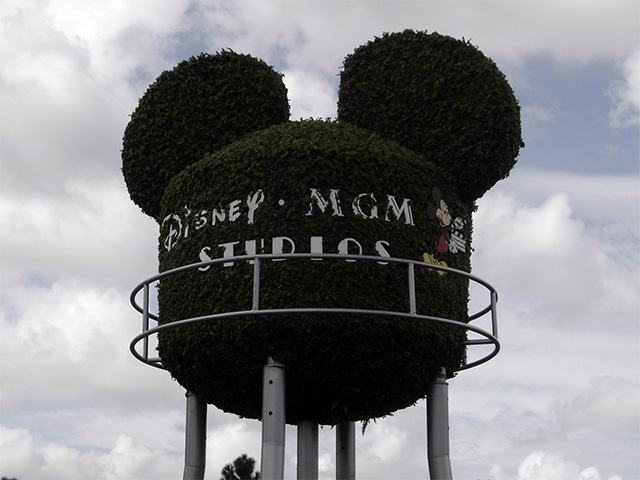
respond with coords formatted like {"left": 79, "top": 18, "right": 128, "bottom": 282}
{"left": 0, "top": 279, "right": 168, "bottom": 410}
{"left": 0, "top": 427, "right": 45, "bottom": 476}
{"left": 521, "top": 104, "right": 560, "bottom": 141}
{"left": 491, "top": 450, "right": 624, "bottom": 480}
{"left": 473, "top": 188, "right": 639, "bottom": 327}
{"left": 457, "top": 0, "right": 639, "bottom": 65}
{"left": 447, "top": 170, "right": 639, "bottom": 479}
{"left": 194, "top": 1, "right": 370, "bottom": 74}
{"left": 517, "top": 451, "right": 581, "bottom": 480}
{"left": 0, "top": 177, "right": 157, "bottom": 289}
{"left": 362, "top": 423, "right": 407, "bottom": 463}
{"left": 142, "top": 1, "right": 640, "bottom": 84}
{"left": 283, "top": 69, "right": 338, "bottom": 120}
{"left": 0, "top": 426, "right": 183, "bottom": 480}
{"left": 207, "top": 420, "right": 263, "bottom": 476}
{"left": 45, "top": 0, "right": 192, "bottom": 81}
{"left": 608, "top": 48, "right": 640, "bottom": 127}
{"left": 318, "top": 452, "right": 333, "bottom": 476}
{"left": 0, "top": 0, "right": 190, "bottom": 198}
{"left": 561, "top": 377, "right": 640, "bottom": 435}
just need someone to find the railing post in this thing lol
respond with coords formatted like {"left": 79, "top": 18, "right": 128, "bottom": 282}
{"left": 253, "top": 256, "right": 261, "bottom": 311}
{"left": 261, "top": 356, "right": 286, "bottom": 480}
{"left": 491, "top": 290, "right": 499, "bottom": 339}
{"left": 142, "top": 283, "right": 150, "bottom": 359}
{"left": 408, "top": 262, "right": 417, "bottom": 315}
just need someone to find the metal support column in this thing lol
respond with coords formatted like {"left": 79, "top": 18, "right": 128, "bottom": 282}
{"left": 261, "top": 356, "right": 286, "bottom": 480}
{"left": 183, "top": 391, "right": 207, "bottom": 480}
{"left": 426, "top": 368, "right": 452, "bottom": 480}
{"left": 336, "top": 421, "right": 355, "bottom": 480}
{"left": 297, "top": 420, "right": 319, "bottom": 480}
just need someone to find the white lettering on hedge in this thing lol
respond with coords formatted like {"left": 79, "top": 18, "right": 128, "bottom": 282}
{"left": 195, "top": 210, "right": 208, "bottom": 230}
{"left": 196, "top": 235, "right": 392, "bottom": 269}
{"left": 306, "top": 188, "right": 343, "bottom": 216}
{"left": 310, "top": 236, "right": 323, "bottom": 260}
{"left": 247, "top": 190, "right": 265, "bottom": 224}
{"left": 162, "top": 190, "right": 265, "bottom": 251}
{"left": 212, "top": 207, "right": 226, "bottom": 225}
{"left": 162, "top": 214, "right": 182, "bottom": 252}
{"left": 385, "top": 196, "right": 414, "bottom": 225}
{"left": 272, "top": 236, "right": 295, "bottom": 254}
{"left": 228, "top": 200, "right": 242, "bottom": 222}
{"left": 198, "top": 246, "right": 213, "bottom": 271}
{"left": 182, "top": 206, "right": 192, "bottom": 238}
{"left": 338, "top": 237, "right": 362, "bottom": 262}
{"left": 352, "top": 193, "right": 378, "bottom": 219}
{"left": 306, "top": 189, "right": 413, "bottom": 226}
{"left": 161, "top": 187, "right": 416, "bottom": 252}
{"left": 218, "top": 241, "right": 240, "bottom": 267}
{"left": 375, "top": 240, "right": 391, "bottom": 265}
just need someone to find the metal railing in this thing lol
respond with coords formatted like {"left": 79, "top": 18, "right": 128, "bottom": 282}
{"left": 129, "top": 253, "right": 500, "bottom": 372}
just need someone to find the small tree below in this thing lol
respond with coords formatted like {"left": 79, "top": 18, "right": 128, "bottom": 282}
{"left": 220, "top": 453, "right": 260, "bottom": 480}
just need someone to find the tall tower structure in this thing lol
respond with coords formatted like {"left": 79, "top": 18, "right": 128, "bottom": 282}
{"left": 125, "top": 30, "right": 523, "bottom": 480}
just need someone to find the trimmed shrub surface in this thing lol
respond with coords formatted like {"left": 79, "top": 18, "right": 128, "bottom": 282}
{"left": 122, "top": 51, "right": 290, "bottom": 220}
{"left": 338, "top": 30, "right": 523, "bottom": 201}
{"left": 157, "top": 120, "right": 472, "bottom": 424}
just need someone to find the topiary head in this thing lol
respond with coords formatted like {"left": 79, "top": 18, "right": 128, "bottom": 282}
{"left": 121, "top": 50, "right": 290, "bottom": 220}
{"left": 338, "top": 30, "right": 524, "bottom": 201}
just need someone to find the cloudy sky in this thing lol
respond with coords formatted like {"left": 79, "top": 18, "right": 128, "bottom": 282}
{"left": 1, "top": 1, "right": 639, "bottom": 479}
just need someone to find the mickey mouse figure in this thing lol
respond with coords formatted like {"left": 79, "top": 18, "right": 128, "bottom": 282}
{"left": 427, "top": 186, "right": 466, "bottom": 255}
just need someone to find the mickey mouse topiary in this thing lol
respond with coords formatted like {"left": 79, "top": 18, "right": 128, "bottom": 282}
{"left": 122, "top": 51, "right": 290, "bottom": 220}
{"left": 338, "top": 30, "right": 524, "bottom": 201}
{"left": 123, "top": 32, "right": 522, "bottom": 425}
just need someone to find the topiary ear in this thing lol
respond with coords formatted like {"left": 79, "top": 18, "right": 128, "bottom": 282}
{"left": 122, "top": 51, "right": 290, "bottom": 220}
{"left": 338, "top": 30, "right": 523, "bottom": 201}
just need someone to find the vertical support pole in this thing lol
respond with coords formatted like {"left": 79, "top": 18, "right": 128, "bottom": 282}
{"left": 252, "top": 256, "right": 261, "bottom": 311}
{"left": 142, "top": 283, "right": 150, "bottom": 359}
{"left": 183, "top": 392, "right": 207, "bottom": 480}
{"left": 426, "top": 368, "right": 452, "bottom": 480}
{"left": 261, "top": 356, "right": 286, "bottom": 480}
{"left": 297, "top": 420, "right": 319, "bottom": 480}
{"left": 408, "top": 262, "right": 417, "bottom": 315}
{"left": 336, "top": 421, "right": 355, "bottom": 480}
{"left": 491, "top": 290, "right": 499, "bottom": 339}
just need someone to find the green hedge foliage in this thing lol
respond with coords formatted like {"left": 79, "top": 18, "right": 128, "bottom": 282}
{"left": 157, "top": 120, "right": 472, "bottom": 424}
{"left": 338, "top": 30, "right": 524, "bottom": 201}
{"left": 122, "top": 51, "right": 290, "bottom": 220}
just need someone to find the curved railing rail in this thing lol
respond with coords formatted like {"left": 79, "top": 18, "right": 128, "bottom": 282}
{"left": 129, "top": 253, "right": 500, "bottom": 372}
